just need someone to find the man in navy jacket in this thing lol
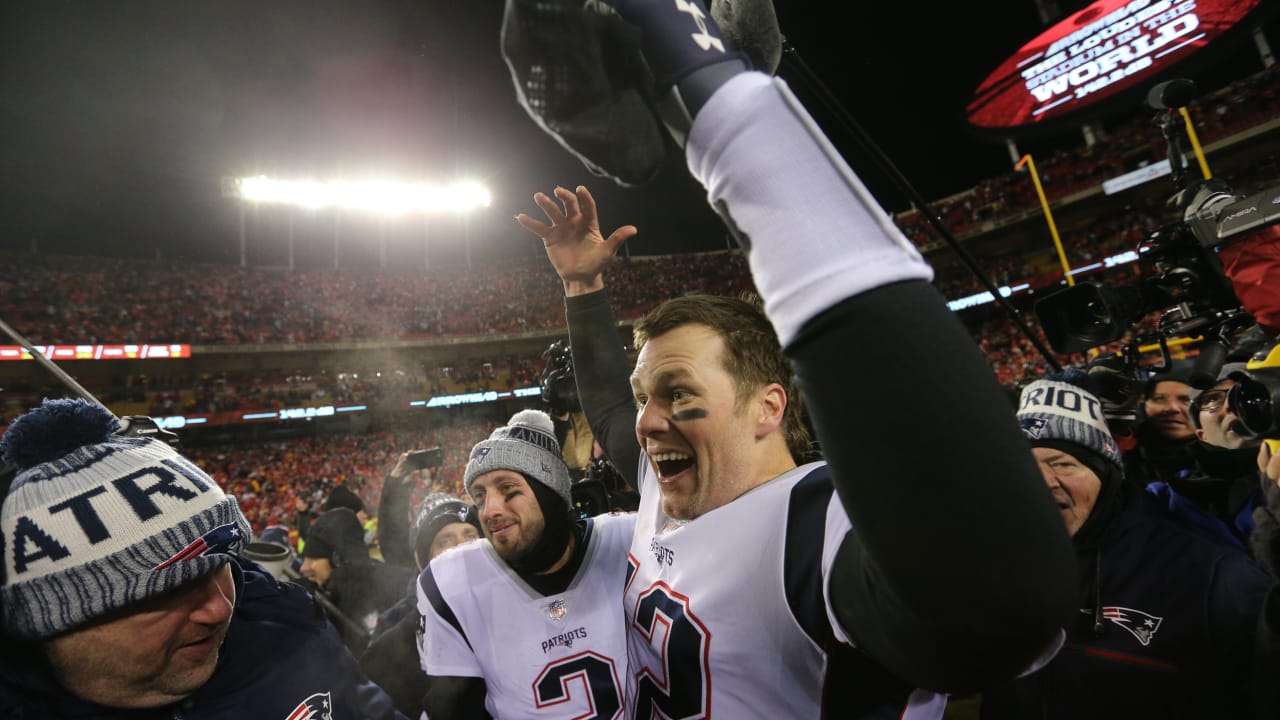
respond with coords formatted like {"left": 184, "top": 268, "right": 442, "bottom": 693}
{"left": 981, "top": 373, "right": 1275, "bottom": 719}
{"left": 0, "top": 399, "right": 403, "bottom": 720}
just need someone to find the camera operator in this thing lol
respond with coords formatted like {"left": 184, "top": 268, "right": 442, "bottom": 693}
{"left": 544, "top": 340, "right": 639, "bottom": 515}
{"left": 1120, "top": 371, "right": 1199, "bottom": 492}
{"left": 541, "top": 340, "right": 594, "bottom": 477}
{"left": 1147, "top": 364, "right": 1267, "bottom": 554}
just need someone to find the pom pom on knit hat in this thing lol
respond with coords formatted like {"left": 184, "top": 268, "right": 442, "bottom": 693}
{"left": 463, "top": 409, "right": 572, "bottom": 509}
{"left": 1, "top": 398, "right": 120, "bottom": 470}
{"left": 0, "top": 398, "right": 249, "bottom": 639}
{"left": 1016, "top": 370, "right": 1122, "bottom": 468}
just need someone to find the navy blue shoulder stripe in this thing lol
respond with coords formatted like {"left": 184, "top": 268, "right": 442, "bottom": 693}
{"left": 783, "top": 464, "right": 836, "bottom": 649}
{"left": 418, "top": 565, "right": 471, "bottom": 651}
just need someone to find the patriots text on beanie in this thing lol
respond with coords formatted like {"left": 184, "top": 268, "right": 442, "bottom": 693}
{"left": 1017, "top": 377, "right": 1122, "bottom": 468}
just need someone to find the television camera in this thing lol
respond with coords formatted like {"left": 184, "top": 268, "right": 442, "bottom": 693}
{"left": 1033, "top": 78, "right": 1280, "bottom": 442}
{"left": 541, "top": 339, "right": 580, "bottom": 416}
{"left": 538, "top": 339, "right": 639, "bottom": 517}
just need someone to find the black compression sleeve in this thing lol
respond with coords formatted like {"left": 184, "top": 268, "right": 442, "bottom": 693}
{"left": 565, "top": 290, "right": 642, "bottom": 490}
{"left": 793, "top": 280, "right": 1076, "bottom": 693}
{"left": 376, "top": 475, "right": 415, "bottom": 570}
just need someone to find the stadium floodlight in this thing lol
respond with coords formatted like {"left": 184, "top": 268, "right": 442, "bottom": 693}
{"left": 232, "top": 176, "right": 492, "bottom": 215}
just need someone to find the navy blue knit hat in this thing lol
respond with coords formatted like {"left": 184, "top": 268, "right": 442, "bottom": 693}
{"left": 0, "top": 399, "right": 249, "bottom": 639}
{"left": 413, "top": 493, "right": 480, "bottom": 563}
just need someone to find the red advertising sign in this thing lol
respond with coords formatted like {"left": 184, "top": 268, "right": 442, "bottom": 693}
{"left": 0, "top": 344, "right": 192, "bottom": 361}
{"left": 967, "top": 0, "right": 1263, "bottom": 131}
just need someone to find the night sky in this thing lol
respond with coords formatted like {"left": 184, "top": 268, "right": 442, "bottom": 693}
{"left": 0, "top": 1, "right": 1271, "bottom": 264}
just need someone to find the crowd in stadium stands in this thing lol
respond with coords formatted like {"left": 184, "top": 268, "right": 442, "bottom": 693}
{"left": 0, "top": 250, "right": 752, "bottom": 346}
{"left": 182, "top": 412, "right": 503, "bottom": 534}
{"left": 0, "top": 355, "right": 549, "bottom": 428}
{"left": 3, "top": 68, "right": 1276, "bottom": 435}
{"left": 895, "top": 63, "right": 1280, "bottom": 247}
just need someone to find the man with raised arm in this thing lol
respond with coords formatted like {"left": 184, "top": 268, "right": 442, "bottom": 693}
{"left": 512, "top": 0, "right": 1075, "bottom": 715}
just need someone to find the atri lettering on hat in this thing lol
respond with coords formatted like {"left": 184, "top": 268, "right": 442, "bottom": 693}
{"left": 7, "top": 454, "right": 219, "bottom": 576}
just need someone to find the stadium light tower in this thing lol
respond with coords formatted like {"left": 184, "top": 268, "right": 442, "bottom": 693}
{"left": 224, "top": 176, "right": 492, "bottom": 268}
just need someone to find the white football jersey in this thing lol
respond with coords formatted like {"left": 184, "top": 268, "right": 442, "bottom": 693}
{"left": 419, "top": 513, "right": 637, "bottom": 719}
{"left": 623, "top": 460, "right": 946, "bottom": 719}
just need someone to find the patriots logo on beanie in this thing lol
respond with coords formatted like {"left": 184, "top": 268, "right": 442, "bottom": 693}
{"left": 463, "top": 410, "right": 573, "bottom": 509}
{"left": 0, "top": 399, "right": 250, "bottom": 639}
{"left": 1020, "top": 416, "right": 1049, "bottom": 440}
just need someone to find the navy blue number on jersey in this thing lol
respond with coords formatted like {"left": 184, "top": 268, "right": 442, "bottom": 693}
{"left": 534, "top": 651, "right": 623, "bottom": 719}
{"left": 631, "top": 582, "right": 711, "bottom": 719}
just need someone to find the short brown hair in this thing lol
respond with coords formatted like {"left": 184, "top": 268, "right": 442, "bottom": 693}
{"left": 633, "top": 294, "right": 812, "bottom": 462}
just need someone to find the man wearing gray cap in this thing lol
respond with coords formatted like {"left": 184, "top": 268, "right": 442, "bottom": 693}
{"left": 0, "top": 398, "right": 404, "bottom": 719}
{"left": 416, "top": 409, "right": 635, "bottom": 719}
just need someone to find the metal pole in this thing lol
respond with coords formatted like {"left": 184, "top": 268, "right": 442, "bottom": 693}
{"left": 1017, "top": 154, "right": 1074, "bottom": 287}
{"left": 1255, "top": 26, "right": 1275, "bottom": 68}
{"left": 1178, "top": 107, "right": 1213, "bottom": 180}
{"left": 0, "top": 317, "right": 109, "bottom": 412}
{"left": 1004, "top": 138, "right": 1021, "bottom": 166}
{"left": 288, "top": 212, "right": 295, "bottom": 271}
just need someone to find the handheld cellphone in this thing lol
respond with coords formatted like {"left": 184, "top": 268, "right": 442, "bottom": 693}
{"left": 406, "top": 447, "right": 444, "bottom": 470}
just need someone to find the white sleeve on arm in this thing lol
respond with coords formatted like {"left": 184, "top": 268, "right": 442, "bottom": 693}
{"left": 416, "top": 572, "right": 484, "bottom": 679}
{"left": 685, "top": 72, "right": 933, "bottom": 347}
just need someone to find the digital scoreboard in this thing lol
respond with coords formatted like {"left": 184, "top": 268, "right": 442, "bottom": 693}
{"left": 967, "top": 0, "right": 1263, "bottom": 132}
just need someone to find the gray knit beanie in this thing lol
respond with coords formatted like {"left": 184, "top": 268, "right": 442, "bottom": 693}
{"left": 0, "top": 399, "right": 250, "bottom": 639}
{"left": 463, "top": 410, "right": 572, "bottom": 508}
{"left": 1017, "top": 377, "right": 1123, "bottom": 468}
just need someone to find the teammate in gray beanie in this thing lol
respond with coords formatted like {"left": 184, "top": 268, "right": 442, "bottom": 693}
{"left": 0, "top": 398, "right": 249, "bottom": 639}
{"left": 464, "top": 409, "right": 576, "bottom": 573}
{"left": 464, "top": 409, "right": 573, "bottom": 508}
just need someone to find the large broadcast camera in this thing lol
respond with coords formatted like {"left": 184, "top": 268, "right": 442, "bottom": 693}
{"left": 541, "top": 340, "right": 580, "bottom": 416}
{"left": 1033, "top": 78, "right": 1280, "bottom": 442}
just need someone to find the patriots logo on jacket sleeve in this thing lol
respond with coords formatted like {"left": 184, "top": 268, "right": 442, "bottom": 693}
{"left": 286, "top": 691, "right": 333, "bottom": 720}
{"left": 1102, "top": 606, "right": 1163, "bottom": 646}
{"left": 151, "top": 523, "right": 244, "bottom": 571}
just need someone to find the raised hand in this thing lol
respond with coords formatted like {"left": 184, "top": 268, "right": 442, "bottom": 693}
{"left": 516, "top": 185, "right": 637, "bottom": 296}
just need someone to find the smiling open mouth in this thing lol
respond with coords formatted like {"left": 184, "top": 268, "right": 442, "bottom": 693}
{"left": 652, "top": 452, "right": 694, "bottom": 478}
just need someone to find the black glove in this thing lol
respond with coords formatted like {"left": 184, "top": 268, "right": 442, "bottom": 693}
{"left": 596, "top": 0, "right": 745, "bottom": 91}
